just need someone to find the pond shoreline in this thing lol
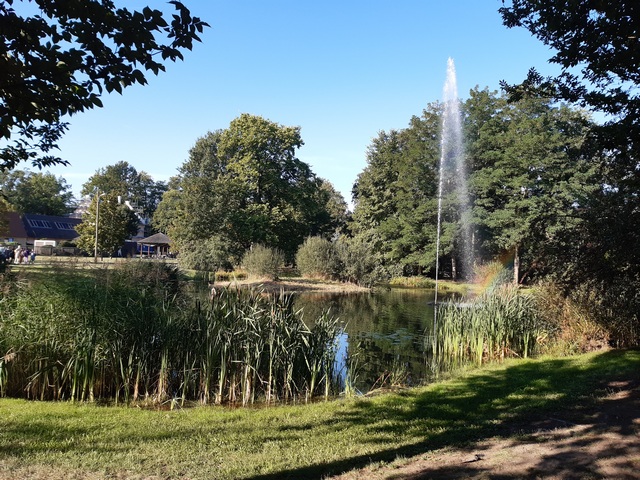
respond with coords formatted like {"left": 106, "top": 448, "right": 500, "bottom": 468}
{"left": 215, "top": 277, "right": 371, "bottom": 294}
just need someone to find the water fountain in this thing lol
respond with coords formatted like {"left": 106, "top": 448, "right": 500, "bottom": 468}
{"left": 433, "top": 58, "right": 473, "bottom": 333}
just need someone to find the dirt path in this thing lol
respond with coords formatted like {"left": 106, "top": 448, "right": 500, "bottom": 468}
{"left": 332, "top": 379, "right": 640, "bottom": 480}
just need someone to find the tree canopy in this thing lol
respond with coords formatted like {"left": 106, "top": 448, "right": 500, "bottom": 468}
{"left": 75, "top": 191, "right": 138, "bottom": 257}
{"left": 500, "top": 0, "right": 640, "bottom": 342}
{"left": 0, "top": 169, "right": 73, "bottom": 215}
{"left": 499, "top": 0, "right": 640, "bottom": 194}
{"left": 155, "top": 114, "right": 348, "bottom": 266}
{"left": 467, "top": 90, "right": 597, "bottom": 282}
{"left": 81, "top": 161, "right": 167, "bottom": 219}
{"left": 350, "top": 105, "right": 441, "bottom": 278}
{"left": 0, "top": 0, "right": 208, "bottom": 171}
{"left": 349, "top": 89, "right": 596, "bottom": 282}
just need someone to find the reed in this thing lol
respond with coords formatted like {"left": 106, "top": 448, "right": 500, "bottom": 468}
{"left": 0, "top": 263, "right": 342, "bottom": 404}
{"left": 433, "top": 284, "right": 552, "bottom": 370}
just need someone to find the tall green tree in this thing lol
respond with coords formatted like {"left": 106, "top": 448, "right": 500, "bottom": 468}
{"left": 468, "top": 93, "right": 596, "bottom": 282}
{"left": 499, "top": 1, "right": 640, "bottom": 205}
{"left": 311, "top": 179, "right": 350, "bottom": 238}
{"left": 75, "top": 192, "right": 138, "bottom": 256}
{"left": 500, "top": 0, "right": 640, "bottom": 340}
{"left": 350, "top": 89, "right": 596, "bottom": 283}
{"left": 0, "top": 169, "right": 73, "bottom": 215}
{"left": 81, "top": 161, "right": 167, "bottom": 218}
{"left": 350, "top": 103, "right": 443, "bottom": 277}
{"left": 1, "top": 1, "right": 208, "bottom": 171}
{"left": 157, "top": 114, "right": 345, "bottom": 265}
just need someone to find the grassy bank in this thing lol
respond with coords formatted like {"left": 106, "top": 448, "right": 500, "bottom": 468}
{"left": 1, "top": 349, "right": 638, "bottom": 479}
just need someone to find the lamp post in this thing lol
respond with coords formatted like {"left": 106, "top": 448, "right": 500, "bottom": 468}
{"left": 93, "top": 188, "right": 103, "bottom": 263}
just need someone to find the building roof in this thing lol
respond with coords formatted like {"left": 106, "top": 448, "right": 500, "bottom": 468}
{"left": 22, "top": 213, "right": 82, "bottom": 241}
{"left": 138, "top": 232, "right": 171, "bottom": 245}
{"left": 1, "top": 212, "right": 29, "bottom": 239}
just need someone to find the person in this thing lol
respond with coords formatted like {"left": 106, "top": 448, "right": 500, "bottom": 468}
{"left": 30, "top": 251, "right": 36, "bottom": 264}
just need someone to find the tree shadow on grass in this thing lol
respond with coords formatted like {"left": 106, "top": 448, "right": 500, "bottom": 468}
{"left": 1, "top": 350, "right": 638, "bottom": 479}
{"left": 249, "top": 349, "right": 640, "bottom": 479}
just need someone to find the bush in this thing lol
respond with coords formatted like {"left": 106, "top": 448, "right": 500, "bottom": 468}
{"left": 177, "top": 236, "right": 232, "bottom": 273}
{"left": 242, "top": 244, "right": 284, "bottom": 280}
{"left": 533, "top": 282, "right": 609, "bottom": 355}
{"left": 336, "top": 237, "right": 387, "bottom": 287}
{"left": 295, "top": 236, "right": 341, "bottom": 280}
{"left": 473, "top": 260, "right": 514, "bottom": 288}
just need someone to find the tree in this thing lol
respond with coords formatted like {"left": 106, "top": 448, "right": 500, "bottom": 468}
{"left": 500, "top": 0, "right": 640, "bottom": 340}
{"left": 350, "top": 104, "right": 442, "bottom": 277}
{"left": 499, "top": 1, "right": 640, "bottom": 201}
{"left": 1, "top": 0, "right": 208, "bottom": 171}
{"left": 0, "top": 169, "right": 73, "bottom": 215}
{"left": 499, "top": 1, "right": 640, "bottom": 121}
{"left": 81, "top": 161, "right": 167, "bottom": 218}
{"left": 75, "top": 192, "right": 138, "bottom": 256}
{"left": 157, "top": 114, "right": 344, "bottom": 264}
{"left": 307, "top": 179, "right": 349, "bottom": 239}
{"left": 349, "top": 88, "right": 596, "bottom": 283}
{"left": 0, "top": 195, "right": 10, "bottom": 244}
{"left": 468, "top": 92, "right": 596, "bottom": 283}
{"left": 152, "top": 179, "right": 181, "bottom": 235}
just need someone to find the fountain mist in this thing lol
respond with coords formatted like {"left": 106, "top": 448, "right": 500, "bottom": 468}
{"left": 433, "top": 58, "right": 473, "bottom": 331}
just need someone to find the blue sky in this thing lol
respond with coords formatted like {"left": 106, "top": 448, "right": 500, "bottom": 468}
{"left": 43, "top": 1, "right": 559, "bottom": 205}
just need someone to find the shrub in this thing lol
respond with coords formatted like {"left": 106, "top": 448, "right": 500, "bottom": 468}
{"left": 295, "top": 236, "right": 341, "bottom": 280}
{"left": 336, "top": 237, "right": 387, "bottom": 287}
{"left": 242, "top": 244, "right": 284, "bottom": 280}
{"left": 177, "top": 236, "right": 232, "bottom": 273}
{"left": 533, "top": 282, "right": 609, "bottom": 355}
{"left": 473, "top": 260, "right": 514, "bottom": 288}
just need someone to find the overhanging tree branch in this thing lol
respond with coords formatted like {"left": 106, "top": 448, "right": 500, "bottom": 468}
{"left": 0, "top": 0, "right": 209, "bottom": 171}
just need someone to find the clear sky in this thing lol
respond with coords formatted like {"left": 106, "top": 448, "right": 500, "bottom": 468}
{"left": 43, "top": 0, "right": 559, "bottom": 206}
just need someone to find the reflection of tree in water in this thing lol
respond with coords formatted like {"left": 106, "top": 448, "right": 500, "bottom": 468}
{"left": 294, "top": 290, "right": 438, "bottom": 391}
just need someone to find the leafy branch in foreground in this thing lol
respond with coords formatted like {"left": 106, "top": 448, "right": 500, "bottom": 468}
{"left": 0, "top": 0, "right": 209, "bottom": 171}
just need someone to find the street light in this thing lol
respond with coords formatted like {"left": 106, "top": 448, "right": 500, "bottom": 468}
{"left": 94, "top": 188, "right": 105, "bottom": 263}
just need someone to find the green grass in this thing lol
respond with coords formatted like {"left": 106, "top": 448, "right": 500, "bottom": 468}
{"left": 1, "top": 349, "right": 638, "bottom": 479}
{"left": 387, "top": 276, "right": 476, "bottom": 295}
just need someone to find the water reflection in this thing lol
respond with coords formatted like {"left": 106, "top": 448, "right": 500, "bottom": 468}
{"left": 295, "top": 289, "right": 451, "bottom": 392}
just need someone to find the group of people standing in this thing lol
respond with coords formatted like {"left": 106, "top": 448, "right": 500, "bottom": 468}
{"left": 1, "top": 245, "right": 36, "bottom": 264}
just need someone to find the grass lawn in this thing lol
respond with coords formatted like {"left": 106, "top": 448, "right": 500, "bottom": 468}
{"left": 1, "top": 349, "right": 639, "bottom": 479}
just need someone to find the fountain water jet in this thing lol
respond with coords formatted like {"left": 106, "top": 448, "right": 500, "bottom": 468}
{"left": 433, "top": 58, "right": 474, "bottom": 334}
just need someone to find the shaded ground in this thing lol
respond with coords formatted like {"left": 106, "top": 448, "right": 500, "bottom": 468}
{"left": 331, "top": 379, "right": 640, "bottom": 480}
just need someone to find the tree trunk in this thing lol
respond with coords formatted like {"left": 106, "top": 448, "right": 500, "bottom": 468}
{"left": 451, "top": 256, "right": 457, "bottom": 281}
{"left": 513, "top": 244, "right": 520, "bottom": 285}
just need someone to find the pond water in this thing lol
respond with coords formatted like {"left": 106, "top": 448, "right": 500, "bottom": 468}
{"left": 294, "top": 288, "right": 457, "bottom": 393}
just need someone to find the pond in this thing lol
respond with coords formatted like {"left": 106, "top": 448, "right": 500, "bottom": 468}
{"left": 294, "top": 288, "right": 457, "bottom": 393}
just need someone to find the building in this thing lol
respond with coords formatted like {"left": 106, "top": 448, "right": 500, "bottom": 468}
{"left": 22, "top": 213, "right": 83, "bottom": 248}
{"left": 2, "top": 208, "right": 154, "bottom": 255}
{"left": 0, "top": 212, "right": 30, "bottom": 247}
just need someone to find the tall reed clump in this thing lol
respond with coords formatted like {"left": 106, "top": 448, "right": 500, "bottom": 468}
{"left": 191, "top": 288, "right": 342, "bottom": 405}
{"left": 0, "top": 263, "right": 342, "bottom": 404}
{"left": 433, "top": 284, "right": 554, "bottom": 370}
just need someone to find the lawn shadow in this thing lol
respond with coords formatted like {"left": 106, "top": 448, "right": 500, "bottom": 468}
{"left": 248, "top": 349, "right": 640, "bottom": 479}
